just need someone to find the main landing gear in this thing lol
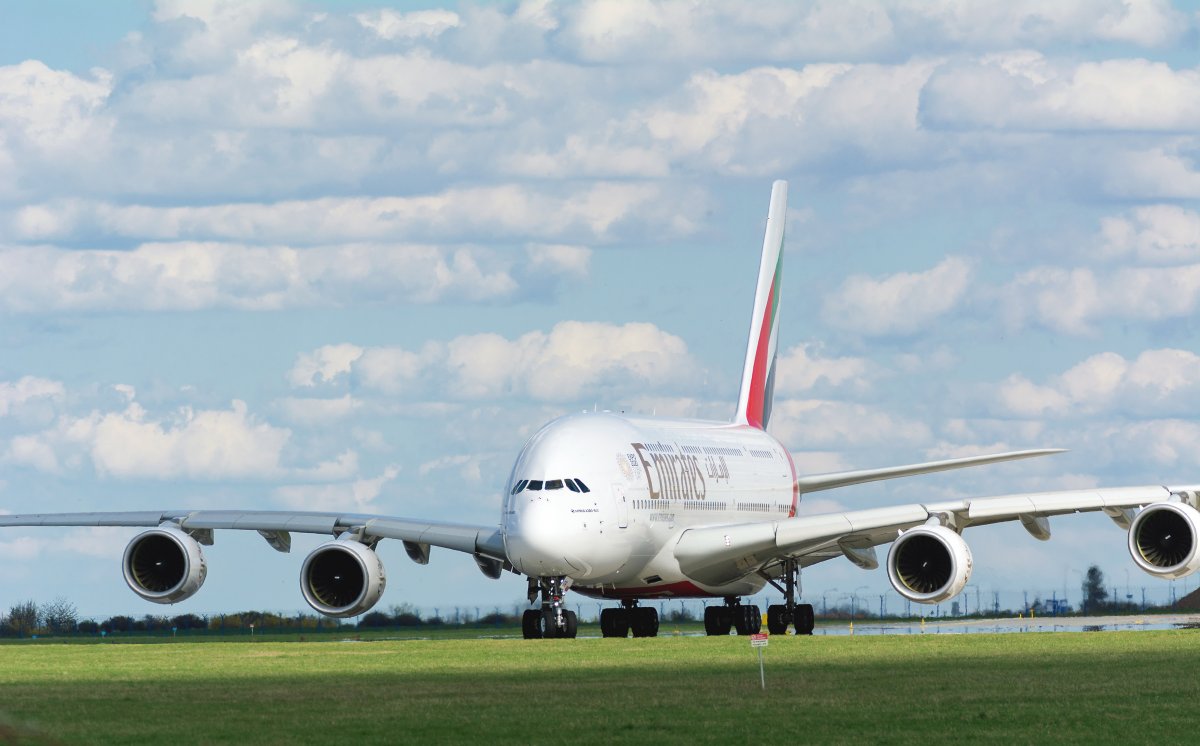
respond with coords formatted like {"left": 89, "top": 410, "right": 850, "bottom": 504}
{"left": 599, "top": 599, "right": 659, "bottom": 638}
{"left": 702, "top": 597, "right": 763, "bottom": 635}
{"left": 762, "top": 558, "right": 814, "bottom": 635}
{"left": 522, "top": 576, "right": 578, "bottom": 639}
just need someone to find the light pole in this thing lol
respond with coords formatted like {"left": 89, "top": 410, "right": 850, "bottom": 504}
{"left": 821, "top": 588, "right": 838, "bottom": 618}
{"left": 854, "top": 585, "right": 869, "bottom": 620}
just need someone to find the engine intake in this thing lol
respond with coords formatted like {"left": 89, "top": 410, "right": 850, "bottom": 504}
{"left": 886, "top": 524, "right": 973, "bottom": 604}
{"left": 1129, "top": 503, "right": 1200, "bottom": 579}
{"left": 122, "top": 527, "right": 207, "bottom": 604}
{"left": 300, "top": 538, "right": 386, "bottom": 618}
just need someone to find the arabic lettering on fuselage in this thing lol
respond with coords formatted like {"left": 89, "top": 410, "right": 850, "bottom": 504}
{"left": 631, "top": 442, "right": 730, "bottom": 501}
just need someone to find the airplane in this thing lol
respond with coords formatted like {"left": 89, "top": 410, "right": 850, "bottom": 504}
{"left": 4, "top": 180, "right": 1200, "bottom": 640}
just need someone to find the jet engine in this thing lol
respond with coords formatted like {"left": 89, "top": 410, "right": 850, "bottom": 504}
{"left": 886, "top": 525, "right": 973, "bottom": 604}
{"left": 122, "top": 527, "right": 207, "bottom": 604}
{"left": 300, "top": 538, "right": 387, "bottom": 618}
{"left": 1128, "top": 502, "right": 1200, "bottom": 579}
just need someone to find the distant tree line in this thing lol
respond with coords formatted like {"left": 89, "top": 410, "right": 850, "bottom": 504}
{"left": 0, "top": 567, "right": 1183, "bottom": 637}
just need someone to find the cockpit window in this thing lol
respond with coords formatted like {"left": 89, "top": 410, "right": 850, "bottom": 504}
{"left": 544, "top": 479, "right": 564, "bottom": 490}
{"left": 510, "top": 479, "right": 528, "bottom": 495}
{"left": 565, "top": 479, "right": 580, "bottom": 492}
{"left": 574, "top": 478, "right": 590, "bottom": 493}
{"left": 526, "top": 480, "right": 543, "bottom": 491}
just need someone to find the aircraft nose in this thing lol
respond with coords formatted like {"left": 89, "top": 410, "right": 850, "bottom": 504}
{"left": 506, "top": 499, "right": 589, "bottom": 576}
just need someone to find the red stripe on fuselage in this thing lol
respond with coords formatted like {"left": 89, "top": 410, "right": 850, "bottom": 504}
{"left": 783, "top": 446, "right": 799, "bottom": 518}
{"left": 745, "top": 277, "right": 776, "bottom": 429}
{"left": 573, "top": 580, "right": 717, "bottom": 600}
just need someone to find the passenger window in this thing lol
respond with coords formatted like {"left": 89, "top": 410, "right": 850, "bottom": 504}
{"left": 575, "top": 479, "right": 590, "bottom": 493}
{"left": 545, "top": 479, "right": 564, "bottom": 490}
{"left": 565, "top": 479, "right": 580, "bottom": 492}
{"left": 527, "top": 480, "right": 543, "bottom": 491}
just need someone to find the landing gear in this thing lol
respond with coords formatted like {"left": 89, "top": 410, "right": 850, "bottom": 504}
{"left": 703, "top": 597, "right": 761, "bottom": 635}
{"left": 600, "top": 600, "right": 659, "bottom": 638}
{"left": 523, "top": 576, "right": 578, "bottom": 639}
{"left": 762, "top": 559, "right": 814, "bottom": 635}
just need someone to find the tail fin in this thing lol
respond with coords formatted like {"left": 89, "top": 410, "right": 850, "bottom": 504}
{"left": 734, "top": 180, "right": 788, "bottom": 429}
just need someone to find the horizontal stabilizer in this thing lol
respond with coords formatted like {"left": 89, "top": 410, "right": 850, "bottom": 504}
{"left": 795, "top": 449, "right": 1066, "bottom": 494}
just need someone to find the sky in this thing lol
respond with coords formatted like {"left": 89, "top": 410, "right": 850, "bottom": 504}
{"left": 3, "top": 0, "right": 1200, "bottom": 620}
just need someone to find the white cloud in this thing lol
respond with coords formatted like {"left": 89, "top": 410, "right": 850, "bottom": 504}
{"left": 85, "top": 400, "right": 289, "bottom": 479}
{"left": 922, "top": 53, "right": 1200, "bottom": 132}
{"left": 0, "top": 377, "right": 65, "bottom": 417}
{"left": 1100, "top": 205, "right": 1200, "bottom": 264}
{"left": 289, "top": 344, "right": 366, "bottom": 388}
{"left": 1099, "top": 146, "right": 1200, "bottom": 199}
{"left": 9, "top": 183, "right": 695, "bottom": 244}
{"left": 522, "top": 244, "right": 591, "bottom": 281}
{"left": 774, "top": 344, "right": 871, "bottom": 395}
{"left": 0, "top": 242, "right": 536, "bottom": 312}
{"left": 821, "top": 257, "right": 972, "bottom": 336}
{"left": 4, "top": 399, "right": 348, "bottom": 481}
{"left": 277, "top": 395, "right": 362, "bottom": 424}
{"left": 769, "top": 399, "right": 933, "bottom": 449}
{"left": 417, "top": 454, "right": 488, "bottom": 484}
{"left": 902, "top": 0, "right": 1185, "bottom": 49}
{"left": 357, "top": 9, "right": 460, "bottom": 40}
{"left": 0, "top": 61, "right": 112, "bottom": 155}
{"left": 273, "top": 465, "right": 400, "bottom": 511}
{"left": 996, "top": 349, "right": 1200, "bottom": 418}
{"left": 0, "top": 527, "right": 128, "bottom": 562}
{"left": 1002, "top": 264, "right": 1200, "bottom": 334}
{"left": 293, "top": 321, "right": 700, "bottom": 402}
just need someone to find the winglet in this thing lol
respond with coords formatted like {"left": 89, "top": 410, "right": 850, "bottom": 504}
{"left": 734, "top": 180, "right": 788, "bottom": 429}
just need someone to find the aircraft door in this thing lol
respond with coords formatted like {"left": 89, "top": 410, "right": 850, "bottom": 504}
{"left": 611, "top": 484, "right": 629, "bottom": 529}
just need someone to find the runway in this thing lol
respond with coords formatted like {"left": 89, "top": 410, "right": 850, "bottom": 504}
{"left": 813, "top": 613, "right": 1200, "bottom": 635}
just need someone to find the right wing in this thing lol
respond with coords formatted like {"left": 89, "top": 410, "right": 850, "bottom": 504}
{"left": 0, "top": 509, "right": 506, "bottom": 565}
{"left": 673, "top": 483, "right": 1200, "bottom": 587}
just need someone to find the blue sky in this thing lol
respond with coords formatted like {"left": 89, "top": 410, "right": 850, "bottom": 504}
{"left": 3, "top": 0, "right": 1200, "bottom": 620}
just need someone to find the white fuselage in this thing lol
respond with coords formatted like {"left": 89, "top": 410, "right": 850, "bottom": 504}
{"left": 501, "top": 412, "right": 798, "bottom": 599}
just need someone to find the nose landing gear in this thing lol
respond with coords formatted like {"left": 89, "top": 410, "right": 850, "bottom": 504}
{"left": 522, "top": 576, "right": 578, "bottom": 639}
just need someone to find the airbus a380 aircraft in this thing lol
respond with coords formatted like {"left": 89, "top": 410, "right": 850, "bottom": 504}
{"left": 5, "top": 181, "right": 1200, "bottom": 639}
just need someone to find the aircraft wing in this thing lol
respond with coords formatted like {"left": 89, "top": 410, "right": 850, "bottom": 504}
{"left": 793, "top": 448, "right": 1065, "bottom": 493}
{"left": 0, "top": 509, "right": 506, "bottom": 562}
{"left": 673, "top": 483, "right": 1200, "bottom": 587}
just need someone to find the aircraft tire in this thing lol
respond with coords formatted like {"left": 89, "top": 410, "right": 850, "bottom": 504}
{"left": 631, "top": 607, "right": 659, "bottom": 638}
{"left": 734, "top": 604, "right": 761, "bottom": 635}
{"left": 563, "top": 610, "right": 578, "bottom": 639}
{"left": 795, "top": 603, "right": 815, "bottom": 636}
{"left": 766, "top": 604, "right": 788, "bottom": 634}
{"left": 522, "top": 609, "right": 542, "bottom": 639}
{"left": 703, "top": 605, "right": 732, "bottom": 636}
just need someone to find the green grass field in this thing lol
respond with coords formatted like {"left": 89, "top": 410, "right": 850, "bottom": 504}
{"left": 2, "top": 630, "right": 1197, "bottom": 744}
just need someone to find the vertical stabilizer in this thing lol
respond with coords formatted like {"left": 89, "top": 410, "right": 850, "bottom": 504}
{"left": 734, "top": 180, "right": 787, "bottom": 429}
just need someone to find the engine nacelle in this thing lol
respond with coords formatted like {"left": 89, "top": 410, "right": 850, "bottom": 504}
{"left": 1129, "top": 502, "right": 1200, "bottom": 579}
{"left": 300, "top": 538, "right": 386, "bottom": 618}
{"left": 886, "top": 524, "right": 973, "bottom": 604}
{"left": 122, "top": 527, "right": 207, "bottom": 604}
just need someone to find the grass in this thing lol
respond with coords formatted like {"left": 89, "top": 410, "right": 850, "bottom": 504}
{"left": 1, "top": 630, "right": 1197, "bottom": 744}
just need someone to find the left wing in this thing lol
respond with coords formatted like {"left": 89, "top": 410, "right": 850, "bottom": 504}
{"left": 673, "top": 484, "right": 1200, "bottom": 588}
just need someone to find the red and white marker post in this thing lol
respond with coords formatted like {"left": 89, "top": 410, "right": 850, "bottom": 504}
{"left": 750, "top": 633, "right": 769, "bottom": 690}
